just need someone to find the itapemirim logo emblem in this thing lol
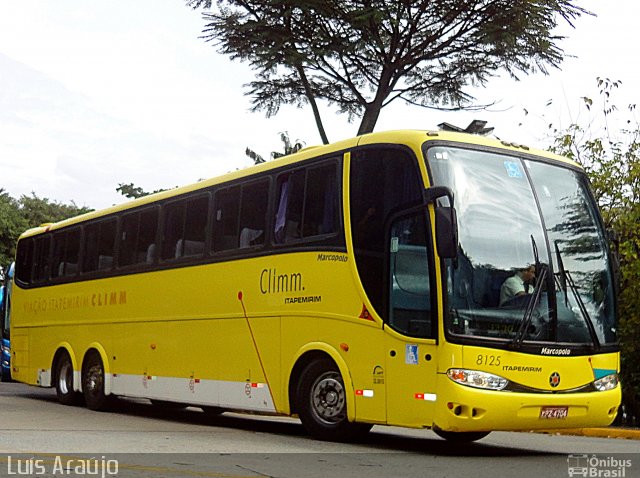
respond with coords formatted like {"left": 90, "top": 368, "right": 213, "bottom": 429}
{"left": 567, "top": 454, "right": 632, "bottom": 477}
{"left": 549, "top": 371, "right": 561, "bottom": 388}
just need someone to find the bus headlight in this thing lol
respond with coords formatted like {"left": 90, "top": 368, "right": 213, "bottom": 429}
{"left": 593, "top": 373, "right": 619, "bottom": 391}
{"left": 447, "top": 369, "right": 509, "bottom": 391}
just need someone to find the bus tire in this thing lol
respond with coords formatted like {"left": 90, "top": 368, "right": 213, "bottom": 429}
{"left": 54, "top": 352, "right": 82, "bottom": 406}
{"left": 433, "top": 427, "right": 490, "bottom": 442}
{"left": 297, "top": 359, "right": 370, "bottom": 442}
{"left": 82, "top": 352, "right": 110, "bottom": 411}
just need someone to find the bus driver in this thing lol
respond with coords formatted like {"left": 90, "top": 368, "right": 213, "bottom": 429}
{"left": 499, "top": 264, "right": 536, "bottom": 306}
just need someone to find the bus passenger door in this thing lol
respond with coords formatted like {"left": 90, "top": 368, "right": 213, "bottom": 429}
{"left": 384, "top": 212, "right": 439, "bottom": 428}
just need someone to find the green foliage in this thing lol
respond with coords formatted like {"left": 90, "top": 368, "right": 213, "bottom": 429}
{"left": 0, "top": 191, "right": 92, "bottom": 267}
{"left": 0, "top": 190, "right": 27, "bottom": 269}
{"left": 548, "top": 78, "right": 640, "bottom": 425}
{"left": 245, "top": 131, "right": 305, "bottom": 164}
{"left": 116, "top": 183, "right": 170, "bottom": 199}
{"left": 188, "top": 0, "right": 589, "bottom": 140}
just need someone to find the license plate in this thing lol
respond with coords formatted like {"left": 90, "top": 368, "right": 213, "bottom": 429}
{"left": 539, "top": 406, "right": 569, "bottom": 419}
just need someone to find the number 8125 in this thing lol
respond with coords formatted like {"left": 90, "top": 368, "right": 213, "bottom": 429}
{"left": 476, "top": 354, "right": 501, "bottom": 366}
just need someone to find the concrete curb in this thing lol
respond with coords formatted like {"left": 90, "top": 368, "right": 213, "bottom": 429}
{"left": 536, "top": 428, "right": 640, "bottom": 440}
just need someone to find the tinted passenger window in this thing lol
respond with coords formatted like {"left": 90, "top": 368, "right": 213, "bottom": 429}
{"left": 213, "top": 181, "right": 268, "bottom": 252}
{"left": 16, "top": 238, "right": 34, "bottom": 284}
{"left": 118, "top": 208, "right": 159, "bottom": 267}
{"left": 83, "top": 219, "right": 117, "bottom": 273}
{"left": 274, "top": 162, "right": 337, "bottom": 243}
{"left": 239, "top": 181, "right": 268, "bottom": 248}
{"left": 389, "top": 212, "right": 434, "bottom": 338}
{"left": 51, "top": 228, "right": 81, "bottom": 278}
{"left": 32, "top": 236, "right": 51, "bottom": 283}
{"left": 162, "top": 195, "right": 209, "bottom": 260}
{"left": 213, "top": 186, "right": 240, "bottom": 252}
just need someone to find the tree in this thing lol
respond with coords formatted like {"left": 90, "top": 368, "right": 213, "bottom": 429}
{"left": 0, "top": 190, "right": 27, "bottom": 267}
{"left": 18, "top": 193, "right": 92, "bottom": 228}
{"left": 245, "top": 131, "right": 305, "bottom": 164}
{"left": 547, "top": 78, "right": 640, "bottom": 426}
{"left": 187, "top": 0, "right": 589, "bottom": 142}
{"left": 0, "top": 191, "right": 92, "bottom": 267}
{"left": 115, "top": 183, "right": 173, "bottom": 200}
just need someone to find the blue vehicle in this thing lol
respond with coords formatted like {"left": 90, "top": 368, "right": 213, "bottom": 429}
{"left": 1, "top": 263, "right": 13, "bottom": 381}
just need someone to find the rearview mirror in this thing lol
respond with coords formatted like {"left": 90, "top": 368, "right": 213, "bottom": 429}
{"left": 425, "top": 186, "right": 458, "bottom": 259}
{"left": 435, "top": 207, "right": 458, "bottom": 259}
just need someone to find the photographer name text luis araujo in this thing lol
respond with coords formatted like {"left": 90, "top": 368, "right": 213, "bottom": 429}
{"left": 5, "top": 456, "right": 118, "bottom": 478}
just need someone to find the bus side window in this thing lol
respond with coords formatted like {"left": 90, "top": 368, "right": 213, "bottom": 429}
{"left": 16, "top": 238, "right": 34, "bottom": 284}
{"left": 213, "top": 186, "right": 240, "bottom": 252}
{"left": 138, "top": 209, "right": 158, "bottom": 264}
{"left": 118, "top": 208, "right": 159, "bottom": 267}
{"left": 32, "top": 235, "right": 51, "bottom": 283}
{"left": 274, "top": 171, "right": 304, "bottom": 243}
{"left": 304, "top": 164, "right": 337, "bottom": 238}
{"left": 213, "top": 181, "right": 268, "bottom": 252}
{"left": 389, "top": 213, "right": 434, "bottom": 338}
{"left": 181, "top": 195, "right": 208, "bottom": 257}
{"left": 119, "top": 212, "right": 138, "bottom": 266}
{"left": 162, "top": 195, "right": 208, "bottom": 260}
{"left": 97, "top": 220, "right": 117, "bottom": 271}
{"left": 274, "top": 162, "right": 337, "bottom": 244}
{"left": 51, "top": 228, "right": 80, "bottom": 279}
{"left": 51, "top": 232, "right": 65, "bottom": 279}
{"left": 239, "top": 180, "right": 268, "bottom": 248}
{"left": 83, "top": 223, "right": 100, "bottom": 273}
{"left": 83, "top": 219, "right": 116, "bottom": 273}
{"left": 161, "top": 200, "right": 186, "bottom": 260}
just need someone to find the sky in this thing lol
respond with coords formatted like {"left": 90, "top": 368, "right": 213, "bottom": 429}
{"left": 0, "top": 1, "right": 638, "bottom": 210}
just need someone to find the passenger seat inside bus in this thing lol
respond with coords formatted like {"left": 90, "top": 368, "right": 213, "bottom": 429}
{"left": 239, "top": 228, "right": 263, "bottom": 248}
{"left": 174, "top": 239, "right": 205, "bottom": 258}
{"left": 58, "top": 262, "right": 78, "bottom": 277}
{"left": 97, "top": 255, "right": 113, "bottom": 270}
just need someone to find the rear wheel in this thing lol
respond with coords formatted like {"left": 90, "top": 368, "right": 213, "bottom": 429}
{"left": 297, "top": 359, "right": 371, "bottom": 441}
{"left": 433, "top": 428, "right": 490, "bottom": 442}
{"left": 54, "top": 352, "right": 82, "bottom": 406}
{"left": 82, "top": 352, "right": 110, "bottom": 411}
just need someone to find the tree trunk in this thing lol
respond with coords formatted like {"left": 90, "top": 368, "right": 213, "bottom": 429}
{"left": 357, "top": 70, "right": 393, "bottom": 135}
{"left": 295, "top": 64, "right": 330, "bottom": 145}
{"left": 357, "top": 106, "right": 382, "bottom": 136}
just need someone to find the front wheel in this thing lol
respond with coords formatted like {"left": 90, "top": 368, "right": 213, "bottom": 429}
{"left": 297, "top": 359, "right": 371, "bottom": 442}
{"left": 82, "top": 352, "right": 110, "bottom": 411}
{"left": 433, "top": 428, "right": 490, "bottom": 442}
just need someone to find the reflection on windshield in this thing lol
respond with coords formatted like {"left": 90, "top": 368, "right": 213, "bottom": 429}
{"left": 426, "top": 146, "right": 616, "bottom": 346}
{"left": 528, "top": 161, "right": 616, "bottom": 344}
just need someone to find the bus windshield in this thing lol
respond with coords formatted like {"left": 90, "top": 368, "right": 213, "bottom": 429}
{"left": 425, "top": 145, "right": 617, "bottom": 347}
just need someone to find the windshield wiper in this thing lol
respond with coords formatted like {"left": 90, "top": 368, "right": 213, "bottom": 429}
{"left": 554, "top": 240, "right": 601, "bottom": 351}
{"left": 554, "top": 240, "right": 568, "bottom": 306}
{"left": 509, "top": 235, "right": 547, "bottom": 348}
{"left": 511, "top": 265, "right": 547, "bottom": 348}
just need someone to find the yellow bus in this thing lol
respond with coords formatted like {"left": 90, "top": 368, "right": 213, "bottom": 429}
{"left": 10, "top": 130, "right": 620, "bottom": 442}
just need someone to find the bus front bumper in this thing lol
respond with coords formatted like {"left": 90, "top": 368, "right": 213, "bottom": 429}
{"left": 433, "top": 373, "right": 621, "bottom": 432}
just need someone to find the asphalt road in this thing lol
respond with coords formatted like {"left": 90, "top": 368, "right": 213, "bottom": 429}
{"left": 0, "top": 382, "right": 638, "bottom": 478}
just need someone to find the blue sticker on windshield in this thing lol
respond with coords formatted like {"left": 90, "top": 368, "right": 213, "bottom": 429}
{"left": 504, "top": 161, "right": 523, "bottom": 178}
